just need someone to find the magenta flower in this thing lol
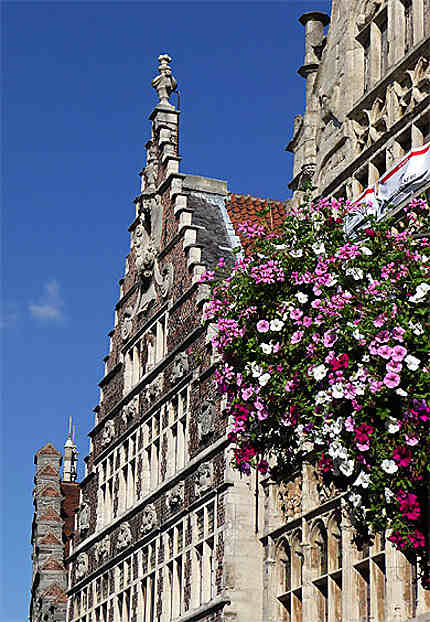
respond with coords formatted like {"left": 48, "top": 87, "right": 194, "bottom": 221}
{"left": 392, "top": 345, "right": 407, "bottom": 362}
{"left": 323, "top": 331, "right": 338, "bottom": 347}
{"left": 291, "top": 330, "right": 304, "bottom": 344}
{"left": 256, "top": 320, "right": 270, "bottom": 333}
{"left": 290, "top": 308, "right": 303, "bottom": 320}
{"left": 383, "top": 372, "right": 400, "bottom": 388}
{"left": 393, "top": 446, "right": 412, "bottom": 468}
{"left": 375, "top": 330, "right": 390, "bottom": 343}
{"left": 378, "top": 345, "right": 393, "bottom": 359}
{"left": 398, "top": 492, "right": 420, "bottom": 520}
{"left": 392, "top": 326, "right": 405, "bottom": 342}
{"left": 386, "top": 360, "right": 402, "bottom": 374}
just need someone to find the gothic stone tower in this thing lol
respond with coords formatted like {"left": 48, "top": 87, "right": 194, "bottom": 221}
{"left": 66, "top": 54, "right": 286, "bottom": 622}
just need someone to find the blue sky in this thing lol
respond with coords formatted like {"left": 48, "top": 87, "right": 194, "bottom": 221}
{"left": 2, "top": 1, "right": 330, "bottom": 618}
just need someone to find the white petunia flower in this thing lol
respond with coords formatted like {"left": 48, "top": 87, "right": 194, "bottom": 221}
{"left": 325, "top": 274, "right": 338, "bottom": 287}
{"left": 289, "top": 249, "right": 303, "bottom": 258}
{"left": 381, "top": 459, "right": 398, "bottom": 474}
{"left": 260, "top": 343, "right": 273, "bottom": 354}
{"left": 328, "top": 441, "right": 348, "bottom": 460}
{"left": 312, "top": 364, "right": 328, "bottom": 381}
{"left": 331, "top": 383, "right": 344, "bottom": 399}
{"left": 349, "top": 492, "right": 362, "bottom": 507}
{"left": 258, "top": 373, "right": 271, "bottom": 387}
{"left": 395, "top": 388, "right": 408, "bottom": 397}
{"left": 250, "top": 362, "right": 263, "bottom": 378}
{"left": 409, "top": 282, "right": 430, "bottom": 303}
{"left": 405, "top": 354, "right": 420, "bottom": 371}
{"left": 339, "top": 459, "right": 355, "bottom": 477}
{"left": 312, "top": 241, "right": 326, "bottom": 255}
{"left": 360, "top": 246, "right": 373, "bottom": 256}
{"left": 315, "top": 390, "right": 330, "bottom": 405}
{"left": 409, "top": 320, "right": 424, "bottom": 336}
{"left": 387, "top": 417, "right": 401, "bottom": 433}
{"left": 295, "top": 292, "right": 308, "bottom": 304}
{"left": 353, "top": 471, "right": 370, "bottom": 488}
{"left": 346, "top": 267, "right": 364, "bottom": 280}
{"left": 352, "top": 328, "right": 365, "bottom": 341}
{"left": 384, "top": 487, "right": 395, "bottom": 502}
{"left": 270, "top": 319, "right": 284, "bottom": 331}
{"left": 273, "top": 244, "right": 288, "bottom": 250}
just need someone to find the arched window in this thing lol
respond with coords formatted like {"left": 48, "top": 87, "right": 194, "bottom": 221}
{"left": 311, "top": 521, "right": 328, "bottom": 622}
{"left": 276, "top": 536, "right": 302, "bottom": 622}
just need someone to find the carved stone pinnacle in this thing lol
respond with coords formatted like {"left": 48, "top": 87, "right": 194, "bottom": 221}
{"left": 152, "top": 53, "right": 178, "bottom": 108}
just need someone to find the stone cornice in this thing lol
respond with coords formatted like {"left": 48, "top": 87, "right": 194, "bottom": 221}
{"left": 98, "top": 362, "right": 122, "bottom": 389}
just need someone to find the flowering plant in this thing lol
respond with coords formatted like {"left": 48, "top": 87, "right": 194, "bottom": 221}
{"left": 204, "top": 195, "right": 430, "bottom": 577}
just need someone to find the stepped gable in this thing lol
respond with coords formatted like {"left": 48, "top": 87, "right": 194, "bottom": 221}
{"left": 41, "top": 583, "right": 67, "bottom": 603}
{"left": 41, "top": 556, "right": 64, "bottom": 571}
{"left": 40, "top": 484, "right": 61, "bottom": 498}
{"left": 36, "top": 463, "right": 59, "bottom": 478}
{"left": 39, "top": 507, "right": 62, "bottom": 522}
{"left": 225, "top": 193, "right": 287, "bottom": 247}
{"left": 36, "top": 442, "right": 62, "bottom": 458}
{"left": 40, "top": 532, "right": 62, "bottom": 546}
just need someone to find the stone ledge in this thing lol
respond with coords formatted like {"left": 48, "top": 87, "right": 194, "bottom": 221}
{"left": 183, "top": 174, "right": 228, "bottom": 196}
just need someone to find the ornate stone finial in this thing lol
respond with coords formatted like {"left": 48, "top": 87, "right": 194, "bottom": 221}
{"left": 152, "top": 54, "right": 178, "bottom": 108}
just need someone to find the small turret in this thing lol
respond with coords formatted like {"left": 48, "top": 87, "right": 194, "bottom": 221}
{"left": 63, "top": 416, "right": 78, "bottom": 482}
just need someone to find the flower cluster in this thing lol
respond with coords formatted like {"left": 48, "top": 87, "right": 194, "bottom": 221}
{"left": 205, "top": 195, "right": 430, "bottom": 576}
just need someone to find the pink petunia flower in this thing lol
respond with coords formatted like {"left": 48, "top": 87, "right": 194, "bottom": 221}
{"left": 291, "top": 331, "right": 304, "bottom": 344}
{"left": 378, "top": 345, "right": 393, "bottom": 359}
{"left": 392, "top": 345, "right": 407, "bottom": 362}
{"left": 256, "top": 320, "right": 270, "bottom": 333}
{"left": 384, "top": 372, "right": 401, "bottom": 388}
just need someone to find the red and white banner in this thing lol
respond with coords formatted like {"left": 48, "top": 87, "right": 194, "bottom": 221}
{"left": 345, "top": 142, "right": 430, "bottom": 236}
{"left": 377, "top": 142, "right": 430, "bottom": 209}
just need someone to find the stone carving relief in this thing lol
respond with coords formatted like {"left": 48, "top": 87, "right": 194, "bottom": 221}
{"left": 356, "top": 0, "right": 382, "bottom": 30}
{"left": 166, "top": 482, "right": 184, "bottom": 512}
{"left": 79, "top": 503, "right": 90, "bottom": 532}
{"left": 134, "top": 220, "right": 156, "bottom": 282}
{"left": 198, "top": 399, "right": 217, "bottom": 440}
{"left": 101, "top": 420, "right": 115, "bottom": 447}
{"left": 195, "top": 462, "right": 213, "bottom": 497}
{"left": 76, "top": 553, "right": 88, "bottom": 580}
{"left": 140, "top": 503, "right": 158, "bottom": 534}
{"left": 145, "top": 375, "right": 164, "bottom": 403}
{"left": 117, "top": 522, "right": 132, "bottom": 550}
{"left": 152, "top": 54, "right": 178, "bottom": 108}
{"left": 121, "top": 306, "right": 134, "bottom": 342}
{"left": 95, "top": 535, "right": 111, "bottom": 563}
{"left": 122, "top": 395, "right": 139, "bottom": 424}
{"left": 277, "top": 476, "right": 302, "bottom": 521}
{"left": 351, "top": 96, "right": 388, "bottom": 151}
{"left": 154, "top": 260, "right": 174, "bottom": 299}
{"left": 171, "top": 351, "right": 189, "bottom": 383}
{"left": 315, "top": 472, "right": 339, "bottom": 504}
{"left": 390, "top": 56, "right": 430, "bottom": 117}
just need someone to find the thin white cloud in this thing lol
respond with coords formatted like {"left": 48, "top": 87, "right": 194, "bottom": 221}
{"left": 29, "top": 280, "right": 65, "bottom": 322}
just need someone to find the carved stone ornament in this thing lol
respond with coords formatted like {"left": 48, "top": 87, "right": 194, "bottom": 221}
{"left": 134, "top": 220, "right": 156, "bottom": 281}
{"left": 95, "top": 535, "right": 111, "bottom": 563}
{"left": 155, "top": 260, "right": 174, "bottom": 299}
{"left": 356, "top": 0, "right": 381, "bottom": 30}
{"left": 390, "top": 56, "right": 430, "bottom": 117}
{"left": 76, "top": 552, "right": 88, "bottom": 580}
{"left": 171, "top": 351, "right": 189, "bottom": 383}
{"left": 122, "top": 395, "right": 139, "bottom": 424}
{"left": 79, "top": 502, "right": 90, "bottom": 532}
{"left": 121, "top": 306, "right": 134, "bottom": 341}
{"left": 198, "top": 399, "right": 217, "bottom": 439}
{"left": 166, "top": 482, "right": 184, "bottom": 511}
{"left": 316, "top": 473, "right": 339, "bottom": 503}
{"left": 351, "top": 96, "right": 388, "bottom": 151}
{"left": 101, "top": 420, "right": 115, "bottom": 447}
{"left": 277, "top": 476, "right": 302, "bottom": 521}
{"left": 117, "top": 522, "right": 132, "bottom": 550}
{"left": 195, "top": 462, "right": 213, "bottom": 497}
{"left": 140, "top": 503, "right": 158, "bottom": 534}
{"left": 146, "top": 375, "right": 164, "bottom": 403}
{"left": 152, "top": 54, "right": 178, "bottom": 108}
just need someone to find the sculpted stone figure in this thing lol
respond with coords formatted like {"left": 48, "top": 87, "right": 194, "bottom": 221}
{"left": 117, "top": 522, "right": 132, "bottom": 550}
{"left": 79, "top": 502, "right": 90, "bottom": 532}
{"left": 121, "top": 306, "right": 133, "bottom": 341}
{"left": 95, "top": 535, "right": 110, "bottom": 563}
{"left": 171, "top": 351, "right": 189, "bottom": 383}
{"left": 122, "top": 395, "right": 139, "bottom": 424}
{"left": 195, "top": 462, "right": 213, "bottom": 497}
{"left": 141, "top": 503, "right": 158, "bottom": 534}
{"left": 152, "top": 54, "right": 177, "bottom": 107}
{"left": 134, "top": 222, "right": 156, "bottom": 281}
{"left": 198, "top": 399, "right": 216, "bottom": 439}
{"left": 166, "top": 482, "right": 184, "bottom": 511}
{"left": 76, "top": 553, "right": 88, "bottom": 580}
{"left": 101, "top": 420, "right": 115, "bottom": 447}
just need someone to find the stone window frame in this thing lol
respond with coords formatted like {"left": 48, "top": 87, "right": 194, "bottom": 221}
{"left": 97, "top": 429, "right": 139, "bottom": 528}
{"left": 192, "top": 498, "right": 217, "bottom": 609}
{"left": 352, "top": 531, "right": 386, "bottom": 622}
{"left": 276, "top": 529, "right": 303, "bottom": 622}
{"left": 70, "top": 571, "right": 111, "bottom": 622}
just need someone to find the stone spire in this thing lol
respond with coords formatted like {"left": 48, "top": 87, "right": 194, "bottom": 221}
{"left": 152, "top": 54, "right": 178, "bottom": 108}
{"left": 62, "top": 416, "right": 77, "bottom": 482}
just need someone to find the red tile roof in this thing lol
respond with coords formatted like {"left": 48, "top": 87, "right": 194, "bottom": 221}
{"left": 61, "top": 482, "right": 80, "bottom": 558}
{"left": 225, "top": 193, "right": 287, "bottom": 248}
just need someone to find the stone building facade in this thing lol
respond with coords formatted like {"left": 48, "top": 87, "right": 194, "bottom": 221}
{"left": 29, "top": 3, "right": 430, "bottom": 622}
